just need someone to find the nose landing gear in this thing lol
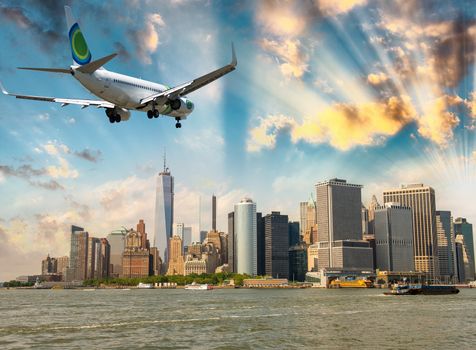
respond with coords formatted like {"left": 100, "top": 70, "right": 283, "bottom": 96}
{"left": 175, "top": 117, "right": 182, "bottom": 129}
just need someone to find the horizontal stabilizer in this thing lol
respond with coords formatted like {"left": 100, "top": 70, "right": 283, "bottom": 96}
{"left": 76, "top": 53, "right": 117, "bottom": 74}
{"left": 17, "top": 67, "right": 71, "bottom": 74}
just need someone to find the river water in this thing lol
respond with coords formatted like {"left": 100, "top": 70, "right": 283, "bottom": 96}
{"left": 0, "top": 288, "right": 475, "bottom": 349}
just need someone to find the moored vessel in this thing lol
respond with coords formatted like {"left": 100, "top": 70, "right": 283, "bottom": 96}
{"left": 329, "top": 279, "right": 373, "bottom": 288}
{"left": 137, "top": 282, "right": 154, "bottom": 289}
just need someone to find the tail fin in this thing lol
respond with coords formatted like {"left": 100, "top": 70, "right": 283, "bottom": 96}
{"left": 65, "top": 6, "right": 91, "bottom": 66}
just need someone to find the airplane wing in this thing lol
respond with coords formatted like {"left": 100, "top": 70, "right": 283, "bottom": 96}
{"left": 140, "top": 43, "right": 237, "bottom": 106}
{"left": 0, "top": 81, "right": 114, "bottom": 109}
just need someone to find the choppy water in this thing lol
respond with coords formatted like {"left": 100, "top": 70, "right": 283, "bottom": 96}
{"left": 0, "top": 288, "right": 475, "bottom": 349}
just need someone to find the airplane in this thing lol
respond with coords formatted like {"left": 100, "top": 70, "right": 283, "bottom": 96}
{"left": 0, "top": 6, "right": 237, "bottom": 128}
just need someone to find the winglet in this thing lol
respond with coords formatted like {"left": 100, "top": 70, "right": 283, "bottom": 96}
{"left": 0, "top": 80, "right": 9, "bottom": 95}
{"left": 231, "top": 42, "right": 237, "bottom": 67}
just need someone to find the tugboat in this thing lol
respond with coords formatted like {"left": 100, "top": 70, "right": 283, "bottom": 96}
{"left": 384, "top": 283, "right": 421, "bottom": 295}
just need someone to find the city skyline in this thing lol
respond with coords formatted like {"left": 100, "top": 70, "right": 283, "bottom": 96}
{"left": 1, "top": 0, "right": 476, "bottom": 280}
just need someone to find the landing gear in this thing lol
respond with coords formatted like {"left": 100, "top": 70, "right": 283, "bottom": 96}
{"left": 147, "top": 109, "right": 160, "bottom": 119}
{"left": 175, "top": 117, "right": 182, "bottom": 129}
{"left": 106, "top": 108, "right": 121, "bottom": 123}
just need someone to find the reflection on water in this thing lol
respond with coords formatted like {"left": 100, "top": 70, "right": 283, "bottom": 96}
{"left": 0, "top": 288, "right": 475, "bottom": 349}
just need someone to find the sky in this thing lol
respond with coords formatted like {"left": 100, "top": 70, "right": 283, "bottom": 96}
{"left": 0, "top": 0, "right": 475, "bottom": 280}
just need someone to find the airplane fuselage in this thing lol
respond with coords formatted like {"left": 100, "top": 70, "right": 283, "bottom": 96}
{"left": 73, "top": 68, "right": 194, "bottom": 119}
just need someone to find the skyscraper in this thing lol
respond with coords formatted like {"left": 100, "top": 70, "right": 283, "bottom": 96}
{"left": 228, "top": 212, "right": 235, "bottom": 272}
{"left": 289, "top": 242, "right": 308, "bottom": 281}
{"left": 87, "top": 237, "right": 100, "bottom": 279}
{"left": 454, "top": 217, "right": 474, "bottom": 272}
{"left": 374, "top": 203, "right": 414, "bottom": 272}
{"left": 436, "top": 211, "right": 456, "bottom": 280}
{"left": 212, "top": 194, "right": 217, "bottom": 231}
{"left": 383, "top": 184, "right": 439, "bottom": 279}
{"left": 299, "top": 201, "right": 307, "bottom": 237}
{"left": 154, "top": 157, "right": 174, "bottom": 264}
{"left": 257, "top": 212, "right": 265, "bottom": 275}
{"left": 368, "top": 195, "right": 380, "bottom": 235}
{"left": 455, "top": 234, "right": 475, "bottom": 282}
{"left": 68, "top": 226, "right": 88, "bottom": 281}
{"left": 316, "top": 179, "right": 373, "bottom": 271}
{"left": 106, "top": 228, "right": 127, "bottom": 277}
{"left": 234, "top": 198, "right": 257, "bottom": 275}
{"left": 264, "top": 212, "right": 289, "bottom": 278}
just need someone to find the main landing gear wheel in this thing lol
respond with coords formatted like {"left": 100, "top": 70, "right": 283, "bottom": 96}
{"left": 106, "top": 109, "right": 121, "bottom": 123}
{"left": 147, "top": 109, "right": 160, "bottom": 119}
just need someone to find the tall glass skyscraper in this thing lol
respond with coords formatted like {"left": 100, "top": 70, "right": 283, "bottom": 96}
{"left": 154, "top": 160, "right": 174, "bottom": 264}
{"left": 234, "top": 198, "right": 257, "bottom": 275}
{"left": 383, "top": 184, "right": 439, "bottom": 279}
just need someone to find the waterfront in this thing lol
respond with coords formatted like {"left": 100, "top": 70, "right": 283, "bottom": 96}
{"left": 0, "top": 289, "right": 475, "bottom": 349}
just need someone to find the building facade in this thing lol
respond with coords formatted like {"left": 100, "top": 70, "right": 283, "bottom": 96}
{"left": 316, "top": 179, "right": 373, "bottom": 271}
{"left": 106, "top": 228, "right": 127, "bottom": 277}
{"left": 455, "top": 234, "right": 475, "bottom": 282}
{"left": 289, "top": 242, "right": 307, "bottom": 282}
{"left": 234, "top": 198, "right": 257, "bottom": 275}
{"left": 436, "top": 211, "right": 456, "bottom": 280}
{"left": 383, "top": 184, "right": 439, "bottom": 279}
{"left": 228, "top": 212, "right": 235, "bottom": 272}
{"left": 122, "top": 225, "right": 150, "bottom": 278}
{"left": 264, "top": 212, "right": 289, "bottom": 278}
{"left": 167, "top": 235, "right": 184, "bottom": 275}
{"left": 454, "top": 217, "right": 474, "bottom": 272}
{"left": 257, "top": 212, "right": 265, "bottom": 275}
{"left": 374, "top": 203, "right": 414, "bottom": 272}
{"left": 68, "top": 226, "right": 88, "bottom": 281}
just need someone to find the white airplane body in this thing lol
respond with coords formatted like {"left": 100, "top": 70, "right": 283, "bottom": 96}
{"left": 0, "top": 6, "right": 237, "bottom": 128}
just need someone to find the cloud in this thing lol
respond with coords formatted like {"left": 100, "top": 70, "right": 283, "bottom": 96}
{"left": 0, "top": 164, "right": 46, "bottom": 178}
{"left": 378, "top": 4, "right": 476, "bottom": 91}
{"left": 259, "top": 38, "right": 309, "bottom": 79}
{"left": 255, "top": 1, "right": 308, "bottom": 37}
{"left": 417, "top": 95, "right": 462, "bottom": 147}
{"left": 316, "top": 0, "right": 368, "bottom": 16}
{"left": 46, "top": 158, "right": 79, "bottom": 179}
{"left": 74, "top": 149, "right": 102, "bottom": 163}
{"left": 247, "top": 115, "right": 297, "bottom": 152}
{"left": 128, "top": 13, "right": 165, "bottom": 64}
{"left": 43, "top": 141, "right": 70, "bottom": 156}
{"left": 255, "top": 1, "right": 312, "bottom": 79}
{"left": 248, "top": 95, "right": 416, "bottom": 152}
{"left": 37, "top": 113, "right": 49, "bottom": 121}
{"left": 367, "top": 72, "right": 389, "bottom": 85}
{"left": 113, "top": 41, "right": 131, "bottom": 62}
{"left": 31, "top": 180, "right": 64, "bottom": 191}
{"left": 0, "top": 4, "right": 62, "bottom": 49}
{"left": 467, "top": 91, "right": 476, "bottom": 118}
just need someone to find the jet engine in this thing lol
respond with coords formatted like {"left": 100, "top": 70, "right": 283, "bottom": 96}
{"left": 168, "top": 98, "right": 194, "bottom": 113}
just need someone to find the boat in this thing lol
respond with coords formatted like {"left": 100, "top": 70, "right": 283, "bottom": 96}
{"left": 184, "top": 282, "right": 213, "bottom": 290}
{"left": 384, "top": 283, "right": 421, "bottom": 295}
{"left": 34, "top": 277, "right": 51, "bottom": 289}
{"left": 384, "top": 283, "right": 459, "bottom": 295}
{"left": 419, "top": 285, "right": 459, "bottom": 295}
{"left": 137, "top": 283, "right": 154, "bottom": 289}
{"left": 329, "top": 278, "right": 373, "bottom": 288}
